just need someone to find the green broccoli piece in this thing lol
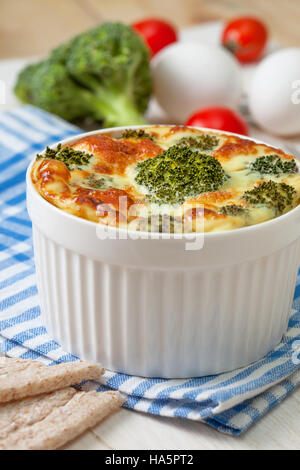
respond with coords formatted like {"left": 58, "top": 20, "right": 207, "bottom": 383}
{"left": 219, "top": 204, "right": 247, "bottom": 216}
{"left": 14, "top": 22, "right": 152, "bottom": 126}
{"left": 14, "top": 62, "right": 42, "bottom": 103}
{"left": 249, "top": 154, "right": 297, "bottom": 176}
{"left": 36, "top": 143, "right": 93, "bottom": 170}
{"left": 242, "top": 180, "right": 296, "bottom": 215}
{"left": 66, "top": 22, "right": 151, "bottom": 126}
{"left": 50, "top": 39, "right": 74, "bottom": 64}
{"left": 176, "top": 135, "right": 219, "bottom": 152}
{"left": 121, "top": 129, "right": 154, "bottom": 141}
{"left": 135, "top": 146, "right": 228, "bottom": 205}
{"left": 27, "top": 59, "right": 100, "bottom": 122}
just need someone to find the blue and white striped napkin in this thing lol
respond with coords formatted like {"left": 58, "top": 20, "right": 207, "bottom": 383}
{"left": 0, "top": 105, "right": 299, "bottom": 436}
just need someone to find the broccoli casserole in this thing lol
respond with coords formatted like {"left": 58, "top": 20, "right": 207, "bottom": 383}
{"left": 31, "top": 126, "right": 300, "bottom": 233}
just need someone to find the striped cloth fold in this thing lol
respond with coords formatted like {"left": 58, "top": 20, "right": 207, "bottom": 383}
{"left": 0, "top": 105, "right": 299, "bottom": 435}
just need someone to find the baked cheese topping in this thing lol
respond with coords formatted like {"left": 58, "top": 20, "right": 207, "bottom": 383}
{"left": 31, "top": 126, "right": 300, "bottom": 233}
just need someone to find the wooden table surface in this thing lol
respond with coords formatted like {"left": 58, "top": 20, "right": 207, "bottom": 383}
{"left": 1, "top": 0, "right": 300, "bottom": 59}
{"left": 0, "top": 0, "right": 299, "bottom": 450}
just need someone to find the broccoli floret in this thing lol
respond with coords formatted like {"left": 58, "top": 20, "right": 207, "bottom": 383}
{"left": 177, "top": 135, "right": 219, "bottom": 152}
{"left": 14, "top": 62, "right": 42, "bottom": 103}
{"left": 36, "top": 144, "right": 93, "bottom": 170}
{"left": 242, "top": 180, "right": 296, "bottom": 215}
{"left": 27, "top": 60, "right": 100, "bottom": 122}
{"left": 135, "top": 146, "right": 228, "bottom": 205}
{"left": 249, "top": 154, "right": 298, "bottom": 176}
{"left": 50, "top": 40, "right": 74, "bottom": 64}
{"left": 14, "top": 23, "right": 151, "bottom": 126}
{"left": 219, "top": 204, "right": 247, "bottom": 216}
{"left": 66, "top": 22, "right": 151, "bottom": 126}
{"left": 122, "top": 129, "right": 154, "bottom": 141}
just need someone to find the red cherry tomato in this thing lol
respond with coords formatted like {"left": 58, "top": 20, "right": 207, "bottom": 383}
{"left": 222, "top": 17, "right": 268, "bottom": 63}
{"left": 185, "top": 107, "right": 249, "bottom": 136}
{"left": 132, "top": 18, "right": 177, "bottom": 57}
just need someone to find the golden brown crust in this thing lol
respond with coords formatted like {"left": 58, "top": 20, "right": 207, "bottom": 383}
{"left": 214, "top": 137, "right": 259, "bottom": 161}
{"left": 72, "top": 134, "right": 162, "bottom": 175}
{"left": 187, "top": 190, "right": 240, "bottom": 205}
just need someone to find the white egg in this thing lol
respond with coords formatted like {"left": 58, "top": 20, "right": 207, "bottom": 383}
{"left": 152, "top": 42, "right": 243, "bottom": 122}
{"left": 249, "top": 48, "right": 300, "bottom": 136}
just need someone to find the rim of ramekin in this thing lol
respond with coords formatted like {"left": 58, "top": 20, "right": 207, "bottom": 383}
{"left": 26, "top": 124, "right": 300, "bottom": 241}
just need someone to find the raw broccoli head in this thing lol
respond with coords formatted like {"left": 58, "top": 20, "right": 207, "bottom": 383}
{"left": 249, "top": 154, "right": 298, "bottom": 176}
{"left": 50, "top": 39, "right": 74, "bottom": 64}
{"left": 28, "top": 59, "right": 97, "bottom": 122}
{"left": 14, "top": 62, "right": 42, "bottom": 103}
{"left": 135, "top": 146, "right": 228, "bottom": 205}
{"left": 14, "top": 22, "right": 151, "bottom": 126}
{"left": 242, "top": 180, "right": 296, "bottom": 215}
{"left": 66, "top": 22, "right": 152, "bottom": 126}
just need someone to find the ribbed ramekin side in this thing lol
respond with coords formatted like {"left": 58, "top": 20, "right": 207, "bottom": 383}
{"left": 33, "top": 228, "right": 56, "bottom": 340}
{"left": 32, "top": 226, "right": 300, "bottom": 378}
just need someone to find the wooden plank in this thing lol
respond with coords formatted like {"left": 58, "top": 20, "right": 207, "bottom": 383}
{"left": 63, "top": 430, "right": 110, "bottom": 450}
{"left": 1, "top": 0, "right": 300, "bottom": 58}
{"left": 86, "top": 392, "right": 300, "bottom": 450}
{"left": 0, "top": 0, "right": 97, "bottom": 59}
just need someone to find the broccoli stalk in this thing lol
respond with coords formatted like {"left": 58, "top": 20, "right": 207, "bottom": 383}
{"left": 84, "top": 86, "right": 147, "bottom": 127}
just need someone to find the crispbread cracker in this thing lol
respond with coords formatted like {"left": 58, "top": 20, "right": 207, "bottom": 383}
{"left": 0, "top": 357, "right": 103, "bottom": 403}
{"left": 0, "top": 391, "right": 124, "bottom": 450}
{"left": 0, "top": 388, "right": 76, "bottom": 440}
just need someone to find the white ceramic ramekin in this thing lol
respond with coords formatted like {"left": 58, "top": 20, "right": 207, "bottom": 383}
{"left": 26, "top": 126, "right": 300, "bottom": 378}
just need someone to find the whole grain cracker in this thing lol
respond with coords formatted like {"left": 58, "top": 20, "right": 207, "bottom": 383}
{"left": 0, "top": 388, "right": 76, "bottom": 440}
{"left": 0, "top": 391, "right": 124, "bottom": 450}
{"left": 0, "top": 357, "right": 103, "bottom": 403}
